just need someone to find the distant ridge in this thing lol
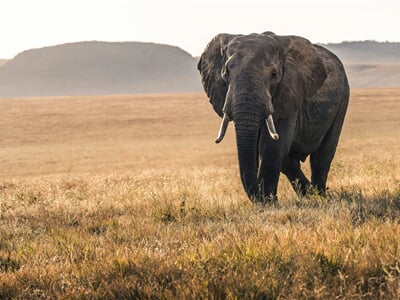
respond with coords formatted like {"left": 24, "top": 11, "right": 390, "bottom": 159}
{"left": 0, "top": 59, "right": 8, "bottom": 67}
{"left": 323, "top": 41, "right": 400, "bottom": 88}
{"left": 0, "top": 41, "right": 202, "bottom": 97}
{"left": 323, "top": 41, "right": 400, "bottom": 64}
{"left": 0, "top": 40, "right": 399, "bottom": 97}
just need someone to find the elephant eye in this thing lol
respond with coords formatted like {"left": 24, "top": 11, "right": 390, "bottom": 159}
{"left": 270, "top": 71, "right": 277, "bottom": 81}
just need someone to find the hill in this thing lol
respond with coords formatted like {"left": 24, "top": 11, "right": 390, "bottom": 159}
{"left": 0, "top": 40, "right": 399, "bottom": 97}
{"left": 323, "top": 41, "right": 400, "bottom": 88}
{"left": 0, "top": 42, "right": 202, "bottom": 97}
{"left": 0, "top": 59, "right": 8, "bottom": 67}
{"left": 343, "top": 63, "right": 400, "bottom": 88}
{"left": 324, "top": 41, "right": 400, "bottom": 64}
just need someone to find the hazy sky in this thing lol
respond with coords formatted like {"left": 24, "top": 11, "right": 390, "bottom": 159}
{"left": 1, "top": 0, "right": 399, "bottom": 58}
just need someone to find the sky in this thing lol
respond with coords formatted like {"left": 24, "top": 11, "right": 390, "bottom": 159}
{"left": 1, "top": 0, "right": 399, "bottom": 59}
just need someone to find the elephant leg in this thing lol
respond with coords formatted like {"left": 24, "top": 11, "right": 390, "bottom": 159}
{"left": 310, "top": 99, "right": 348, "bottom": 195}
{"left": 310, "top": 150, "right": 333, "bottom": 195}
{"left": 282, "top": 154, "right": 311, "bottom": 196}
{"left": 258, "top": 118, "right": 295, "bottom": 203}
{"left": 258, "top": 147, "right": 282, "bottom": 202}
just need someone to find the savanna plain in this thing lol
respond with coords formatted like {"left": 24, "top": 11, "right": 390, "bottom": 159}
{"left": 0, "top": 89, "right": 399, "bottom": 299}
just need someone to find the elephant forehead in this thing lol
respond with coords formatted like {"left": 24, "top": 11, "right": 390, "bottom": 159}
{"left": 229, "top": 49, "right": 279, "bottom": 69}
{"left": 228, "top": 37, "right": 279, "bottom": 62}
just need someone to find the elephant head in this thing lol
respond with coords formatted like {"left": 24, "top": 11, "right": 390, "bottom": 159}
{"left": 198, "top": 32, "right": 327, "bottom": 200}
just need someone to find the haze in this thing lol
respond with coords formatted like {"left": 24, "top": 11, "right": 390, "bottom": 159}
{"left": 1, "top": 0, "right": 399, "bottom": 59}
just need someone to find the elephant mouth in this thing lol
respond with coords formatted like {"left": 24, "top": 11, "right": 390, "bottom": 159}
{"left": 215, "top": 113, "right": 279, "bottom": 143}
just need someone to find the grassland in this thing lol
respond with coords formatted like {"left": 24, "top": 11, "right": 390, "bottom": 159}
{"left": 0, "top": 89, "right": 399, "bottom": 299}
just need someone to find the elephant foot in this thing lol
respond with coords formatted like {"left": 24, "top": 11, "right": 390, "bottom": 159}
{"left": 298, "top": 184, "right": 328, "bottom": 198}
{"left": 258, "top": 193, "right": 278, "bottom": 206}
{"left": 262, "top": 194, "right": 278, "bottom": 206}
{"left": 289, "top": 178, "right": 312, "bottom": 198}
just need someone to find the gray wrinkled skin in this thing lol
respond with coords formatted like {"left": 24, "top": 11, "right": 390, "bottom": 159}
{"left": 198, "top": 32, "right": 349, "bottom": 204}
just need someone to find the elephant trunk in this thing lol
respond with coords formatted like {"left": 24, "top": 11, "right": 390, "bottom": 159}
{"left": 234, "top": 119, "right": 260, "bottom": 202}
{"left": 232, "top": 91, "right": 279, "bottom": 202}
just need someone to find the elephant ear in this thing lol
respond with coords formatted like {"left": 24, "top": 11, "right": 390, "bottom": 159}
{"left": 273, "top": 36, "right": 327, "bottom": 120}
{"left": 197, "top": 34, "right": 238, "bottom": 117}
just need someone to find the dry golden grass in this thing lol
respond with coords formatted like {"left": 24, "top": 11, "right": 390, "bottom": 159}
{"left": 0, "top": 89, "right": 399, "bottom": 298}
{"left": 0, "top": 93, "right": 236, "bottom": 178}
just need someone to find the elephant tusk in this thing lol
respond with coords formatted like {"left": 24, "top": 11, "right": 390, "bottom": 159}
{"left": 266, "top": 115, "right": 279, "bottom": 140}
{"left": 215, "top": 113, "right": 230, "bottom": 143}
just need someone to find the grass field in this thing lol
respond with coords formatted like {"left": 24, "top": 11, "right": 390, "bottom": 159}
{"left": 0, "top": 89, "right": 399, "bottom": 298}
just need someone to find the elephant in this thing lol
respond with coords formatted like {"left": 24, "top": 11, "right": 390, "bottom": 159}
{"left": 197, "top": 32, "right": 349, "bottom": 204}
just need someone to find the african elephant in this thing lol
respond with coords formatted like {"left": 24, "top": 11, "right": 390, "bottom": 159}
{"left": 197, "top": 32, "right": 349, "bottom": 204}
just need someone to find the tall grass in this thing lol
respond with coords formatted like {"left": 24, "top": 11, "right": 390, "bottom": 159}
{"left": 0, "top": 164, "right": 399, "bottom": 298}
{"left": 1, "top": 90, "right": 399, "bottom": 298}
